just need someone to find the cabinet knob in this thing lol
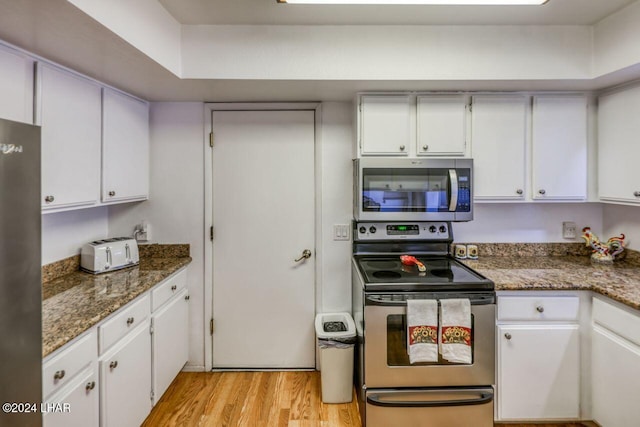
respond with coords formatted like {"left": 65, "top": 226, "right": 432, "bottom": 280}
{"left": 109, "top": 360, "right": 118, "bottom": 370}
{"left": 516, "top": 189, "right": 523, "bottom": 195}
{"left": 399, "top": 145, "right": 405, "bottom": 151}
{"left": 185, "top": 295, "right": 190, "bottom": 301}
{"left": 44, "top": 195, "right": 55, "bottom": 203}
{"left": 85, "top": 381, "right": 96, "bottom": 391}
{"left": 504, "top": 333, "right": 512, "bottom": 340}
{"left": 108, "top": 190, "right": 116, "bottom": 197}
{"left": 171, "top": 285, "right": 177, "bottom": 291}
{"left": 53, "top": 370, "right": 65, "bottom": 381}
{"left": 634, "top": 191, "right": 640, "bottom": 197}
{"left": 126, "top": 317, "right": 134, "bottom": 326}
{"left": 422, "top": 145, "right": 429, "bottom": 151}
{"left": 536, "top": 306, "right": 544, "bottom": 313}
{"left": 538, "top": 189, "right": 546, "bottom": 195}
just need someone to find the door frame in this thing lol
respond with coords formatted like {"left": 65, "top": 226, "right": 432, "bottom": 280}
{"left": 203, "top": 102, "right": 323, "bottom": 370}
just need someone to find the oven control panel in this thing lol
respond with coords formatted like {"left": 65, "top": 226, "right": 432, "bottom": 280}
{"left": 354, "top": 221, "right": 451, "bottom": 241}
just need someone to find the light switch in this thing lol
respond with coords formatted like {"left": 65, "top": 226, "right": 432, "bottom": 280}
{"left": 333, "top": 224, "right": 350, "bottom": 241}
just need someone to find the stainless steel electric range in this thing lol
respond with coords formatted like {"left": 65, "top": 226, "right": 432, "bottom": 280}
{"left": 351, "top": 221, "right": 496, "bottom": 427}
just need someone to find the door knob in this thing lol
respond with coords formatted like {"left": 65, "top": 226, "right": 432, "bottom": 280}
{"left": 294, "top": 249, "right": 312, "bottom": 262}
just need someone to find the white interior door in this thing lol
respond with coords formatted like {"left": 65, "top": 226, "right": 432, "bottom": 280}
{"left": 211, "top": 109, "right": 316, "bottom": 369}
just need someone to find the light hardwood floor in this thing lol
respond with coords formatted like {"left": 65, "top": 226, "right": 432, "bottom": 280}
{"left": 142, "top": 371, "right": 361, "bottom": 427}
{"left": 143, "top": 371, "right": 595, "bottom": 427}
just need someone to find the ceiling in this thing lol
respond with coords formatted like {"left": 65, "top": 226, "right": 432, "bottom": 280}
{"left": 0, "top": 0, "right": 638, "bottom": 102}
{"left": 159, "top": 0, "right": 635, "bottom": 26}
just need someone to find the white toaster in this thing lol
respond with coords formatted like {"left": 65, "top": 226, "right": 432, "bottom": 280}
{"left": 80, "top": 237, "right": 140, "bottom": 274}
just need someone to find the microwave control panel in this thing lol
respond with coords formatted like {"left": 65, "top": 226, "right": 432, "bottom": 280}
{"left": 456, "top": 172, "right": 472, "bottom": 212}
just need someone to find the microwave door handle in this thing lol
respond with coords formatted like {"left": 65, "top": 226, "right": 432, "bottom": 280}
{"left": 449, "top": 168, "right": 459, "bottom": 212}
{"left": 366, "top": 390, "right": 493, "bottom": 408}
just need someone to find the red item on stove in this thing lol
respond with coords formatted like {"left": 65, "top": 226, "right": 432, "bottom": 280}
{"left": 400, "top": 255, "right": 426, "bottom": 272}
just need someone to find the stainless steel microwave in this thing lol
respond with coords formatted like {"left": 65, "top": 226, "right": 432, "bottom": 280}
{"left": 353, "top": 158, "right": 473, "bottom": 222}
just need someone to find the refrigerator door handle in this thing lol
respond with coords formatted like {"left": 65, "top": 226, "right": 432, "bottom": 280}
{"left": 366, "top": 389, "right": 493, "bottom": 408}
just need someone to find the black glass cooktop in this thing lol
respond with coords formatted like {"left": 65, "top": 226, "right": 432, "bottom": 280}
{"left": 355, "top": 256, "right": 494, "bottom": 291}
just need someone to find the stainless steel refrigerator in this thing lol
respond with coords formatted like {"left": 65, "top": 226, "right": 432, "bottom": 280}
{"left": 0, "top": 118, "right": 42, "bottom": 427}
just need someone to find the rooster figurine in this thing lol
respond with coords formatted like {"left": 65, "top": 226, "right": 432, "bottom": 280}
{"left": 582, "top": 227, "right": 626, "bottom": 263}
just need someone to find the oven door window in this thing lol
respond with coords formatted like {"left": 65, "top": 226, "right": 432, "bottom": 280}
{"left": 362, "top": 168, "right": 450, "bottom": 213}
{"left": 387, "top": 314, "right": 475, "bottom": 365}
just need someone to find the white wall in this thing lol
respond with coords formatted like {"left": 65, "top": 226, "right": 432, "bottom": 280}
{"left": 319, "top": 102, "right": 354, "bottom": 313}
{"left": 108, "top": 102, "right": 205, "bottom": 369}
{"left": 454, "top": 203, "right": 604, "bottom": 244}
{"left": 42, "top": 207, "right": 108, "bottom": 265}
{"left": 67, "top": 0, "right": 182, "bottom": 76}
{"left": 594, "top": 1, "right": 640, "bottom": 78}
{"left": 181, "top": 25, "right": 591, "bottom": 81}
{"left": 602, "top": 204, "right": 640, "bottom": 251}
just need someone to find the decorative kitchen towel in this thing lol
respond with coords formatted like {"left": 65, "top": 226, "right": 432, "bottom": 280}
{"left": 439, "top": 298, "right": 472, "bottom": 364}
{"left": 407, "top": 299, "right": 438, "bottom": 364}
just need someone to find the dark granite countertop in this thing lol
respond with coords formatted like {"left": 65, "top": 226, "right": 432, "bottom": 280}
{"left": 42, "top": 256, "right": 192, "bottom": 357}
{"left": 461, "top": 256, "right": 640, "bottom": 311}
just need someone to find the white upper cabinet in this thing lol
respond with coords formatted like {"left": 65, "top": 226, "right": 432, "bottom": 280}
{"left": 471, "top": 95, "right": 528, "bottom": 200}
{"left": 0, "top": 45, "right": 34, "bottom": 124}
{"left": 598, "top": 86, "right": 640, "bottom": 204}
{"left": 36, "top": 63, "right": 101, "bottom": 210}
{"left": 416, "top": 95, "right": 467, "bottom": 156}
{"left": 531, "top": 95, "right": 587, "bottom": 201}
{"left": 102, "top": 88, "right": 149, "bottom": 203}
{"left": 359, "top": 95, "right": 411, "bottom": 156}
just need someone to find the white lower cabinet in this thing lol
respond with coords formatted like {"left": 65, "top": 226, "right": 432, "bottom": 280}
{"left": 42, "top": 330, "right": 98, "bottom": 427}
{"left": 497, "top": 324, "right": 580, "bottom": 420}
{"left": 43, "top": 367, "right": 99, "bottom": 427}
{"left": 152, "top": 288, "right": 189, "bottom": 403}
{"left": 43, "top": 267, "right": 189, "bottom": 427}
{"left": 100, "top": 322, "right": 152, "bottom": 427}
{"left": 591, "top": 298, "right": 640, "bottom": 427}
{"left": 496, "top": 294, "right": 581, "bottom": 421}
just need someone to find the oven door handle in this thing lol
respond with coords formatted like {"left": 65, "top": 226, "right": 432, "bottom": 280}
{"left": 365, "top": 294, "right": 495, "bottom": 306}
{"left": 366, "top": 389, "right": 493, "bottom": 408}
{"left": 449, "top": 168, "right": 459, "bottom": 212}
{"left": 366, "top": 296, "right": 407, "bottom": 306}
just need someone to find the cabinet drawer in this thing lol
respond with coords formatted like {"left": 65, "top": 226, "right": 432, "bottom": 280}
{"left": 43, "top": 330, "right": 96, "bottom": 399}
{"left": 99, "top": 294, "right": 150, "bottom": 354}
{"left": 151, "top": 269, "right": 187, "bottom": 312}
{"left": 593, "top": 298, "right": 640, "bottom": 347}
{"left": 498, "top": 296, "right": 579, "bottom": 321}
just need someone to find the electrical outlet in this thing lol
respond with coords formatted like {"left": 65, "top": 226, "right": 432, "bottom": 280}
{"left": 333, "top": 224, "right": 350, "bottom": 241}
{"left": 562, "top": 221, "right": 577, "bottom": 239}
{"left": 135, "top": 220, "right": 151, "bottom": 242}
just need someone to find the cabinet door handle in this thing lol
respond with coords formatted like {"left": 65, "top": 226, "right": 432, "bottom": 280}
{"left": 171, "top": 285, "right": 177, "bottom": 291}
{"left": 536, "top": 306, "right": 544, "bottom": 313}
{"left": 108, "top": 190, "right": 116, "bottom": 197}
{"left": 634, "top": 191, "right": 640, "bottom": 197}
{"left": 85, "top": 381, "right": 96, "bottom": 391}
{"left": 399, "top": 145, "right": 405, "bottom": 151}
{"left": 109, "top": 361, "right": 118, "bottom": 370}
{"left": 126, "top": 317, "right": 134, "bottom": 326}
{"left": 44, "top": 195, "right": 55, "bottom": 203}
{"left": 538, "top": 189, "right": 546, "bottom": 195}
{"left": 185, "top": 295, "right": 190, "bottom": 301}
{"left": 516, "top": 189, "right": 523, "bottom": 195}
{"left": 504, "top": 333, "right": 512, "bottom": 340}
{"left": 422, "top": 145, "right": 429, "bottom": 151}
{"left": 53, "top": 370, "right": 65, "bottom": 380}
